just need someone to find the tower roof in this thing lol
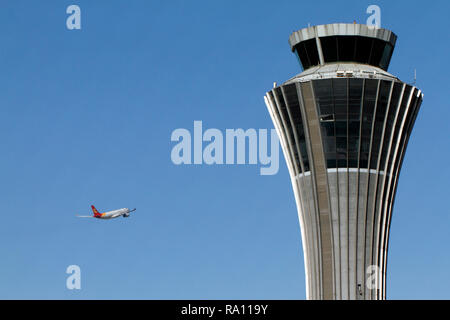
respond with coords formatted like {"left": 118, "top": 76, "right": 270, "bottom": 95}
{"left": 289, "top": 23, "right": 398, "bottom": 71}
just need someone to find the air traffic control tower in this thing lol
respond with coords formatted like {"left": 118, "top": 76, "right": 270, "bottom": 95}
{"left": 264, "top": 24, "right": 423, "bottom": 300}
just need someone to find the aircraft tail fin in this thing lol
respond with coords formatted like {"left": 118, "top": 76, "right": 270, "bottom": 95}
{"left": 91, "top": 205, "right": 102, "bottom": 217}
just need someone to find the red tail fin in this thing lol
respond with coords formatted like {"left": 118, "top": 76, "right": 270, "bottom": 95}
{"left": 91, "top": 205, "right": 102, "bottom": 217}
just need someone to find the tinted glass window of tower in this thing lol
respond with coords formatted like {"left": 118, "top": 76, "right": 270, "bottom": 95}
{"left": 379, "top": 82, "right": 403, "bottom": 169}
{"left": 294, "top": 38, "right": 320, "bottom": 70}
{"left": 314, "top": 78, "right": 364, "bottom": 169}
{"left": 360, "top": 79, "right": 379, "bottom": 168}
{"left": 283, "top": 84, "right": 310, "bottom": 172}
{"left": 348, "top": 78, "right": 364, "bottom": 167}
{"left": 274, "top": 87, "right": 302, "bottom": 173}
{"left": 313, "top": 79, "right": 333, "bottom": 168}
{"left": 386, "top": 85, "right": 412, "bottom": 170}
{"left": 313, "top": 79, "right": 408, "bottom": 170}
{"left": 370, "top": 80, "right": 392, "bottom": 169}
{"left": 295, "top": 36, "right": 394, "bottom": 70}
{"left": 333, "top": 79, "right": 347, "bottom": 168}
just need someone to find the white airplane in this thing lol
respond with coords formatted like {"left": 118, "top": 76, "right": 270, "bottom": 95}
{"left": 77, "top": 205, "right": 136, "bottom": 219}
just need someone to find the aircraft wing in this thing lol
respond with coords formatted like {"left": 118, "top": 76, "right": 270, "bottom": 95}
{"left": 76, "top": 215, "right": 94, "bottom": 218}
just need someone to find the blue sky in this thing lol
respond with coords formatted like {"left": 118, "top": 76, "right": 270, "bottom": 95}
{"left": 0, "top": 0, "right": 448, "bottom": 299}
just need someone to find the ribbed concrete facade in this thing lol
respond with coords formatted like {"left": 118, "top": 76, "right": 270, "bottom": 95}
{"left": 264, "top": 24, "right": 423, "bottom": 300}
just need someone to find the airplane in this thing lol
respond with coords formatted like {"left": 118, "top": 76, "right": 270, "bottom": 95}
{"left": 76, "top": 205, "right": 136, "bottom": 219}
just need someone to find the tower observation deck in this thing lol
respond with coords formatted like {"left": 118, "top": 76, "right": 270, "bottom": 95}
{"left": 264, "top": 24, "right": 423, "bottom": 300}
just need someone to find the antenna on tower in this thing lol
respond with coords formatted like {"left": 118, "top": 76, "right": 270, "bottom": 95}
{"left": 413, "top": 69, "right": 417, "bottom": 85}
{"left": 409, "top": 69, "right": 417, "bottom": 86}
